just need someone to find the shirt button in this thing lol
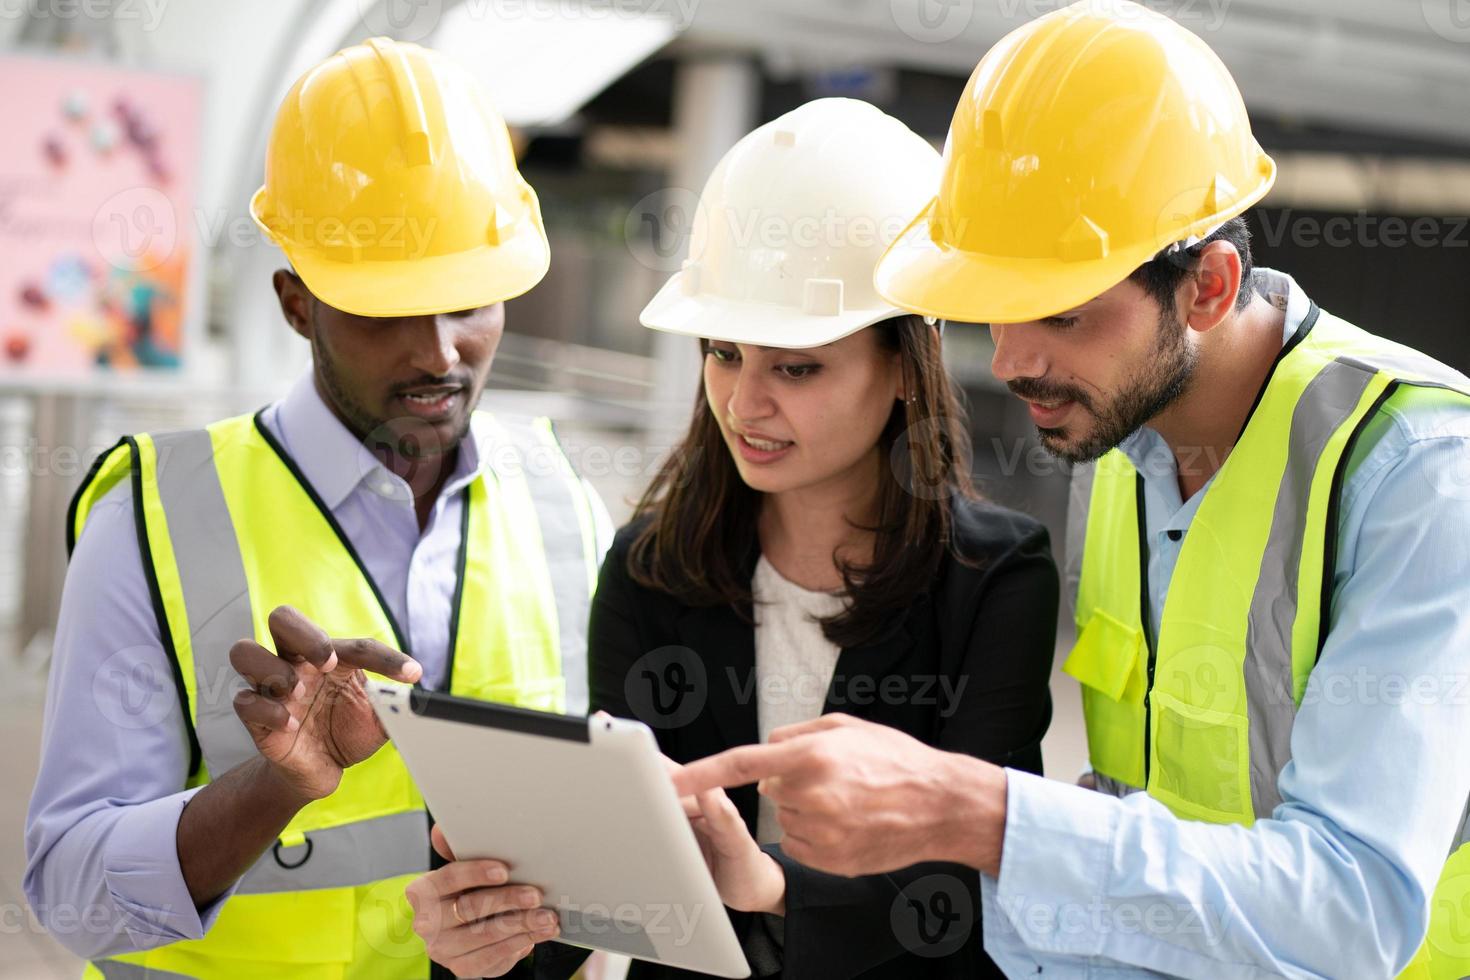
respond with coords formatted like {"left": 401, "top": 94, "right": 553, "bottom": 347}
{"left": 1166, "top": 529, "right": 1183, "bottom": 541}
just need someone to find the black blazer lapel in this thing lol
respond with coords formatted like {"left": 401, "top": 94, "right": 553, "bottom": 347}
{"left": 673, "top": 602, "right": 762, "bottom": 752}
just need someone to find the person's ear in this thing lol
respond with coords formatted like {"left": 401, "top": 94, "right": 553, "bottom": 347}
{"left": 1180, "top": 241, "right": 1243, "bottom": 334}
{"left": 273, "top": 269, "right": 313, "bottom": 340}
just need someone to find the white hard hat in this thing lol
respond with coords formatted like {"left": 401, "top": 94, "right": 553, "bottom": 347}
{"left": 639, "top": 98, "right": 941, "bottom": 349}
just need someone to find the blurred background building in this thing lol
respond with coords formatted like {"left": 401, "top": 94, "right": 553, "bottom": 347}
{"left": 3, "top": 1, "right": 1469, "bottom": 974}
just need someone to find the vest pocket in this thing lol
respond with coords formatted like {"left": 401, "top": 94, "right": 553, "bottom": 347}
{"left": 1148, "top": 690, "right": 1253, "bottom": 825}
{"left": 1064, "top": 610, "right": 1140, "bottom": 700}
{"left": 1064, "top": 610, "right": 1147, "bottom": 788}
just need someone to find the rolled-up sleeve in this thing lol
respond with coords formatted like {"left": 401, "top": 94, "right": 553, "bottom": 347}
{"left": 24, "top": 487, "right": 235, "bottom": 960}
{"left": 982, "top": 428, "right": 1470, "bottom": 978}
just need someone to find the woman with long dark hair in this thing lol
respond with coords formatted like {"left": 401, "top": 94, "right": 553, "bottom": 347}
{"left": 409, "top": 99, "right": 1059, "bottom": 980}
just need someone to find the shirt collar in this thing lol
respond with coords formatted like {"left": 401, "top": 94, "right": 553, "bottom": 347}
{"left": 270, "top": 370, "right": 486, "bottom": 511}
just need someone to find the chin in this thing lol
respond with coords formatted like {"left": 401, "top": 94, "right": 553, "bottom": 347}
{"left": 732, "top": 458, "right": 810, "bottom": 495}
{"left": 732, "top": 467, "right": 786, "bottom": 494}
{"left": 395, "top": 416, "right": 468, "bottom": 457}
{"left": 1037, "top": 428, "right": 1081, "bottom": 461}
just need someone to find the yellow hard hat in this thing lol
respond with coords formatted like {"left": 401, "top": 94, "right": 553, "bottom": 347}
{"left": 874, "top": 0, "right": 1276, "bottom": 324}
{"left": 250, "top": 37, "right": 549, "bottom": 318}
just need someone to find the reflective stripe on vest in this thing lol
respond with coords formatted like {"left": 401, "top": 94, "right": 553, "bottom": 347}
{"left": 1064, "top": 307, "right": 1470, "bottom": 979}
{"left": 472, "top": 413, "right": 600, "bottom": 715}
{"left": 73, "top": 410, "right": 598, "bottom": 979}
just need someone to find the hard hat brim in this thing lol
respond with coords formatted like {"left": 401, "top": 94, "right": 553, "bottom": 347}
{"left": 252, "top": 188, "right": 551, "bottom": 318}
{"left": 639, "top": 270, "right": 908, "bottom": 349}
{"left": 874, "top": 197, "right": 1181, "bottom": 325}
{"left": 284, "top": 236, "right": 550, "bottom": 318}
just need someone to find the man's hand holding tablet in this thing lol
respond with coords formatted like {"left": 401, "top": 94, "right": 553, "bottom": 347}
{"left": 405, "top": 824, "right": 561, "bottom": 978}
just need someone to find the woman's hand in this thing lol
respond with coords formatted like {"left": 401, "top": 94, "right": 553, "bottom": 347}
{"left": 684, "top": 785, "right": 787, "bottom": 915}
{"left": 404, "top": 825, "right": 562, "bottom": 978}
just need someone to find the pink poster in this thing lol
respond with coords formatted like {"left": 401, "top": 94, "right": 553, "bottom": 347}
{"left": 0, "top": 54, "right": 202, "bottom": 380}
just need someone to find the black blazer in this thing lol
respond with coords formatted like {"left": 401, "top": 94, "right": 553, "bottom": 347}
{"left": 536, "top": 497, "right": 1058, "bottom": 980}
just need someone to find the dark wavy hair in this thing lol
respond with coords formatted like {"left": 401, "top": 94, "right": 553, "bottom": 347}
{"left": 626, "top": 314, "right": 979, "bottom": 649}
{"left": 1130, "top": 215, "right": 1255, "bottom": 313}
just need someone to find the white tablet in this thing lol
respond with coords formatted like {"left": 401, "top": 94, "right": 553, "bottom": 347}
{"left": 366, "top": 681, "right": 751, "bottom": 979}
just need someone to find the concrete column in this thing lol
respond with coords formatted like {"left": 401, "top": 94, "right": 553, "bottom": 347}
{"left": 649, "top": 54, "right": 759, "bottom": 444}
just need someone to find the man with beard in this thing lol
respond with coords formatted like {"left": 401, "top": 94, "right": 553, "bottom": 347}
{"left": 671, "top": 3, "right": 1470, "bottom": 978}
{"left": 25, "top": 38, "right": 610, "bottom": 979}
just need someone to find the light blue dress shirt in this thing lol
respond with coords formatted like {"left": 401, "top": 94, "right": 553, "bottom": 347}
{"left": 24, "top": 372, "right": 612, "bottom": 960}
{"left": 981, "top": 270, "right": 1470, "bottom": 978}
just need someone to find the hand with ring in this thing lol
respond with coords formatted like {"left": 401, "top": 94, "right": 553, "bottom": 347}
{"left": 405, "top": 824, "right": 561, "bottom": 978}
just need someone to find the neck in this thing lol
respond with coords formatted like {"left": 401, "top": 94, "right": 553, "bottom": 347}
{"left": 1146, "top": 296, "right": 1287, "bottom": 499}
{"left": 758, "top": 449, "right": 884, "bottom": 591}
{"left": 311, "top": 374, "right": 464, "bottom": 530}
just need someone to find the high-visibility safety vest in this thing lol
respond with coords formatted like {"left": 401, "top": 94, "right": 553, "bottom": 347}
{"left": 67, "top": 409, "right": 602, "bottom": 980}
{"left": 1064, "top": 304, "right": 1470, "bottom": 979}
